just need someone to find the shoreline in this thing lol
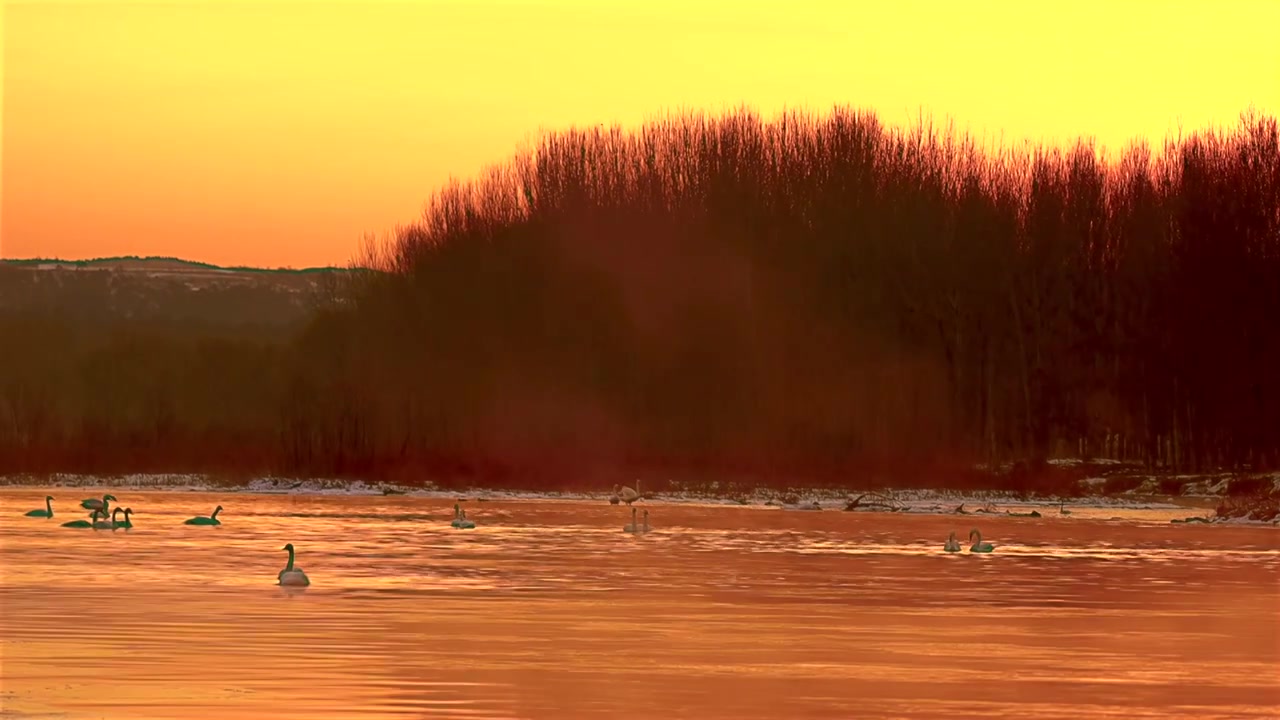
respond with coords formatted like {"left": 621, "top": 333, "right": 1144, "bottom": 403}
{"left": 4, "top": 471, "right": 1276, "bottom": 525}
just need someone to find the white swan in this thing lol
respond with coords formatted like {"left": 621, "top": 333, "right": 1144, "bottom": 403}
{"left": 613, "top": 479, "right": 641, "bottom": 505}
{"left": 91, "top": 509, "right": 115, "bottom": 530}
{"left": 968, "top": 528, "right": 995, "bottom": 553}
{"left": 80, "top": 494, "right": 117, "bottom": 513}
{"left": 943, "top": 531, "right": 961, "bottom": 552}
{"left": 277, "top": 543, "right": 311, "bottom": 586}
{"left": 623, "top": 506, "right": 639, "bottom": 533}
{"left": 639, "top": 509, "right": 651, "bottom": 533}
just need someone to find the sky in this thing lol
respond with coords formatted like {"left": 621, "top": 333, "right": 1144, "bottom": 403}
{"left": 2, "top": 0, "right": 1278, "bottom": 268}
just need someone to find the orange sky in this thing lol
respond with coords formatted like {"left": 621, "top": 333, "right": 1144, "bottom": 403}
{"left": 3, "top": 0, "right": 1278, "bottom": 268}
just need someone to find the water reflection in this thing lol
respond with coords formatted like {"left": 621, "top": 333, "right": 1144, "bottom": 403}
{"left": 1, "top": 489, "right": 1276, "bottom": 719}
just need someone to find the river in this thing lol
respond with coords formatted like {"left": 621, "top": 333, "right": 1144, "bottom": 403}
{"left": 1, "top": 489, "right": 1276, "bottom": 719}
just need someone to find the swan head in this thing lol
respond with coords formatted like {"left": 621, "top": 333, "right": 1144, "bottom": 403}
{"left": 215, "top": 504, "right": 224, "bottom": 512}
{"left": 45, "top": 495, "right": 53, "bottom": 501}
{"left": 282, "top": 543, "right": 295, "bottom": 552}
{"left": 968, "top": 528, "right": 980, "bottom": 540}
{"left": 104, "top": 494, "right": 117, "bottom": 502}
{"left": 124, "top": 508, "right": 133, "bottom": 517}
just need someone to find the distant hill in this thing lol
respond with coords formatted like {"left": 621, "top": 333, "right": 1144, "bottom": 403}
{"left": 1, "top": 255, "right": 350, "bottom": 275}
{"left": 0, "top": 255, "right": 363, "bottom": 331}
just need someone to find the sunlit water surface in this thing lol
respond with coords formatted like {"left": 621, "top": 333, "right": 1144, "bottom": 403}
{"left": 1, "top": 490, "right": 1277, "bottom": 719}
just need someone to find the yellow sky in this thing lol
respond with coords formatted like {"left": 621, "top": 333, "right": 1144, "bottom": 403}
{"left": 2, "top": 0, "right": 1277, "bottom": 268}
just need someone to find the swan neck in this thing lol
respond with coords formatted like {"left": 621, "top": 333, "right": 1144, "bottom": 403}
{"left": 211, "top": 507, "right": 221, "bottom": 519}
{"left": 285, "top": 547, "right": 295, "bottom": 571}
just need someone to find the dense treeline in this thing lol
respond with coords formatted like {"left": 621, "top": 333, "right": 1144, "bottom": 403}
{"left": 0, "top": 265, "right": 317, "bottom": 474}
{"left": 2, "top": 108, "right": 1277, "bottom": 488}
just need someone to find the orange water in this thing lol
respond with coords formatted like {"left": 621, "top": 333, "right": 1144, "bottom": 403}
{"left": 1, "top": 489, "right": 1277, "bottom": 719}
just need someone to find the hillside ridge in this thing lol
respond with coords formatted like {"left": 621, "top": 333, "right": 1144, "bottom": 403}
{"left": 0, "top": 254, "right": 359, "bottom": 274}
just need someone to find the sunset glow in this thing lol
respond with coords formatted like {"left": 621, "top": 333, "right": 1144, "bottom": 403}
{"left": 3, "top": 0, "right": 1277, "bottom": 267}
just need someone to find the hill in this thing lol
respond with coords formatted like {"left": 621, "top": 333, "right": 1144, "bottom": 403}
{"left": 0, "top": 255, "right": 357, "bottom": 330}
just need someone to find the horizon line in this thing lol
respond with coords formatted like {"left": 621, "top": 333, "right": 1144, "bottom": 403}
{"left": 0, "top": 254, "right": 372, "bottom": 274}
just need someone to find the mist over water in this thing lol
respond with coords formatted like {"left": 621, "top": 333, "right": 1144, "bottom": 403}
{"left": 2, "top": 489, "right": 1277, "bottom": 719}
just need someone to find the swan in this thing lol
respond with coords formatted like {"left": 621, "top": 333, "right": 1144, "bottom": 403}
{"left": 80, "top": 494, "right": 117, "bottom": 513}
{"left": 943, "top": 531, "right": 961, "bottom": 552}
{"left": 968, "top": 528, "right": 995, "bottom": 553}
{"left": 1060, "top": 501, "right": 1072, "bottom": 516}
{"left": 613, "top": 479, "right": 641, "bottom": 505}
{"left": 184, "top": 505, "right": 223, "bottom": 525}
{"left": 450, "top": 503, "right": 462, "bottom": 528}
{"left": 455, "top": 509, "right": 476, "bottom": 530}
{"left": 61, "top": 509, "right": 102, "bottom": 528}
{"left": 24, "top": 495, "right": 54, "bottom": 518}
{"left": 640, "top": 509, "right": 651, "bottom": 533}
{"left": 92, "top": 509, "right": 115, "bottom": 530}
{"left": 277, "top": 543, "right": 311, "bottom": 586}
{"left": 112, "top": 507, "right": 134, "bottom": 529}
{"left": 623, "top": 506, "right": 639, "bottom": 533}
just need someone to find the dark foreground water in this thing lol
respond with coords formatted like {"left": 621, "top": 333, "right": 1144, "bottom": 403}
{"left": 1, "top": 489, "right": 1277, "bottom": 719}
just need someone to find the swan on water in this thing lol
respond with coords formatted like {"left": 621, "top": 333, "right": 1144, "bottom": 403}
{"left": 613, "top": 480, "right": 641, "bottom": 505}
{"left": 1060, "top": 501, "right": 1072, "bottom": 516}
{"left": 623, "top": 506, "right": 639, "bottom": 533}
{"left": 640, "top": 509, "right": 651, "bottom": 533}
{"left": 184, "top": 505, "right": 223, "bottom": 525}
{"left": 968, "top": 528, "right": 995, "bottom": 553}
{"left": 455, "top": 509, "right": 476, "bottom": 529}
{"left": 278, "top": 543, "right": 311, "bottom": 586}
{"left": 450, "top": 503, "right": 463, "bottom": 528}
{"left": 24, "top": 495, "right": 54, "bottom": 518}
{"left": 80, "top": 494, "right": 117, "bottom": 513}
{"left": 61, "top": 508, "right": 102, "bottom": 528}
{"left": 92, "top": 509, "right": 115, "bottom": 530}
{"left": 112, "top": 507, "right": 134, "bottom": 529}
{"left": 943, "top": 531, "right": 961, "bottom": 552}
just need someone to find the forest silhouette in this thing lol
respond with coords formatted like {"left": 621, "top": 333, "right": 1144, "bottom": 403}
{"left": 2, "top": 107, "right": 1277, "bottom": 491}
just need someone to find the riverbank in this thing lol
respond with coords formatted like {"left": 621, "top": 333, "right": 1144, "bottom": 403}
{"left": 5, "top": 466, "right": 1277, "bottom": 525}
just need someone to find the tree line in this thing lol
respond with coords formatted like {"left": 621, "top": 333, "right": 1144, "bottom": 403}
{"left": 2, "top": 107, "right": 1276, "bottom": 489}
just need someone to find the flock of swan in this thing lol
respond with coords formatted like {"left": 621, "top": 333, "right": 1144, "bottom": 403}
{"left": 26, "top": 493, "right": 311, "bottom": 585}
{"left": 23, "top": 485, "right": 999, "bottom": 587}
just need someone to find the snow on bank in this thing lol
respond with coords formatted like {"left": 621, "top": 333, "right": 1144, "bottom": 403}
{"left": 0, "top": 472, "right": 1209, "bottom": 517}
{"left": 6, "top": 470, "right": 1279, "bottom": 524}
{"left": 5, "top": 468, "right": 1269, "bottom": 525}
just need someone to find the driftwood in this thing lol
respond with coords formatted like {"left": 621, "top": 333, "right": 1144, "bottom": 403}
{"left": 844, "top": 492, "right": 901, "bottom": 512}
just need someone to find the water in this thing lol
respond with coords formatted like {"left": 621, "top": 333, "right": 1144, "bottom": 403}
{"left": 1, "top": 489, "right": 1277, "bottom": 719}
